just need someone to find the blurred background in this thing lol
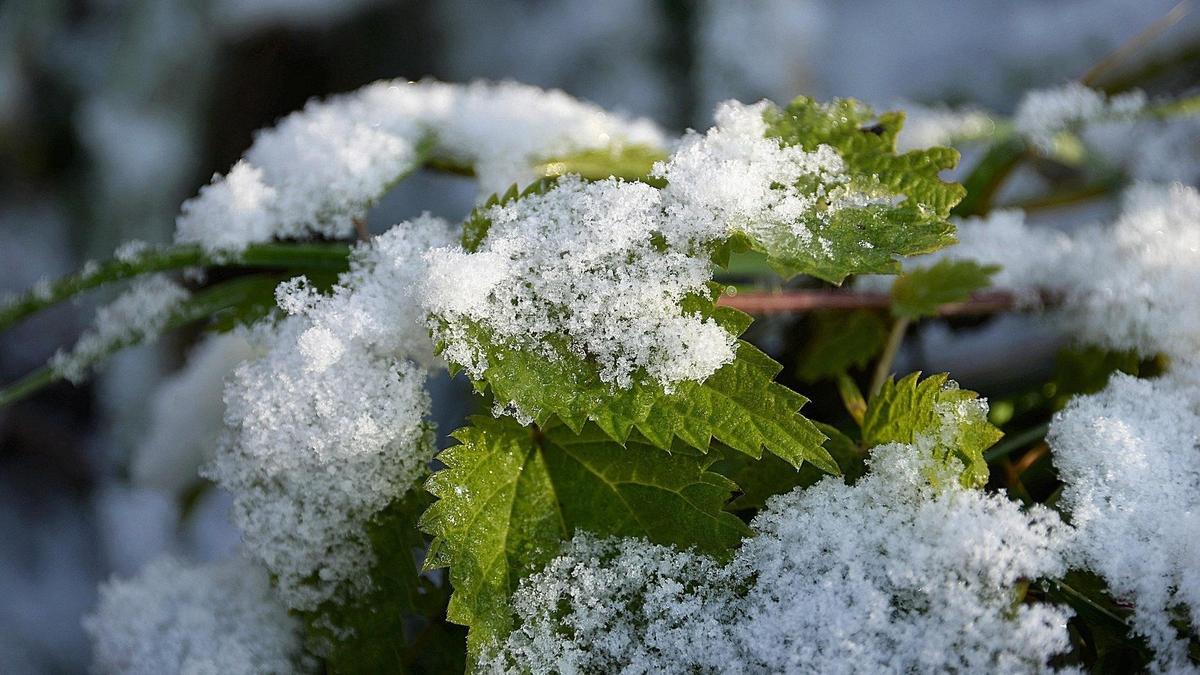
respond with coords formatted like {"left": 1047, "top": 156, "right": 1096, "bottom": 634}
{"left": 1, "top": 1, "right": 1198, "bottom": 671}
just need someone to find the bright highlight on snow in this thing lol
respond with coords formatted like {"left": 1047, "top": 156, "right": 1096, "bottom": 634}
{"left": 174, "top": 80, "right": 666, "bottom": 254}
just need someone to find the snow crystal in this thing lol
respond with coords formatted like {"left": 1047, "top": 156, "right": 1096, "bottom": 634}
{"left": 174, "top": 80, "right": 665, "bottom": 254}
{"left": 280, "top": 213, "right": 454, "bottom": 371}
{"left": 50, "top": 275, "right": 189, "bottom": 384}
{"left": 132, "top": 333, "right": 254, "bottom": 496}
{"left": 84, "top": 555, "right": 303, "bottom": 675}
{"left": 923, "top": 183, "right": 1200, "bottom": 363}
{"left": 421, "top": 176, "right": 737, "bottom": 396}
{"left": 487, "top": 441, "right": 1074, "bottom": 674}
{"left": 1014, "top": 82, "right": 1145, "bottom": 152}
{"left": 1049, "top": 370, "right": 1200, "bottom": 673}
{"left": 207, "top": 227, "right": 443, "bottom": 610}
{"left": 652, "top": 100, "right": 847, "bottom": 252}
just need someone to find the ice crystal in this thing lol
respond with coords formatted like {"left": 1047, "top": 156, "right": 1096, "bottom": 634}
{"left": 1049, "top": 369, "right": 1200, "bottom": 673}
{"left": 174, "top": 80, "right": 664, "bottom": 253}
{"left": 84, "top": 556, "right": 303, "bottom": 675}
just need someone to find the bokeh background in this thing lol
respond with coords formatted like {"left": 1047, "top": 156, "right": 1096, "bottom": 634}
{"left": 1, "top": 1, "right": 1198, "bottom": 671}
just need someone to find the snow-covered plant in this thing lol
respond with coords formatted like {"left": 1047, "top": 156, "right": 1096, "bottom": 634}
{"left": 3, "top": 75, "right": 1199, "bottom": 673}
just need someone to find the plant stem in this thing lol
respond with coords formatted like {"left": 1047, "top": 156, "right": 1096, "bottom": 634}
{"left": 869, "top": 317, "right": 909, "bottom": 398}
{"left": 0, "top": 274, "right": 288, "bottom": 409}
{"left": 717, "top": 288, "right": 1032, "bottom": 315}
{"left": 952, "top": 134, "right": 1028, "bottom": 217}
{"left": 0, "top": 242, "right": 350, "bottom": 333}
{"left": 984, "top": 422, "right": 1050, "bottom": 462}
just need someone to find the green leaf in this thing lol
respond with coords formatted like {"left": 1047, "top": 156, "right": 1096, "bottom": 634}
{"left": 862, "top": 372, "right": 1003, "bottom": 488}
{"left": 446, "top": 299, "right": 834, "bottom": 474}
{"left": 533, "top": 144, "right": 668, "bottom": 186}
{"left": 712, "top": 421, "right": 863, "bottom": 511}
{"left": 796, "top": 310, "right": 889, "bottom": 382}
{"left": 758, "top": 97, "right": 965, "bottom": 283}
{"left": 460, "top": 178, "right": 558, "bottom": 252}
{"left": 420, "top": 416, "right": 750, "bottom": 659}
{"left": 305, "top": 490, "right": 433, "bottom": 674}
{"left": 891, "top": 259, "right": 999, "bottom": 319}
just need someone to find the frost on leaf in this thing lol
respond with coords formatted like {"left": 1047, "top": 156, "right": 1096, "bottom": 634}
{"left": 420, "top": 416, "right": 750, "bottom": 659}
{"left": 175, "top": 80, "right": 666, "bottom": 254}
{"left": 484, "top": 442, "right": 1073, "bottom": 674}
{"left": 862, "top": 372, "right": 1002, "bottom": 488}
{"left": 760, "top": 97, "right": 964, "bottom": 283}
{"left": 423, "top": 176, "right": 833, "bottom": 472}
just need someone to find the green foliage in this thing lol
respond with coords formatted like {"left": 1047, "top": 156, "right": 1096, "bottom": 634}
{"left": 862, "top": 372, "right": 1003, "bottom": 488}
{"left": 305, "top": 491, "right": 448, "bottom": 674}
{"left": 758, "top": 97, "right": 965, "bottom": 283}
{"left": 796, "top": 309, "right": 889, "bottom": 382}
{"left": 533, "top": 144, "right": 668, "bottom": 186}
{"left": 712, "top": 421, "right": 863, "bottom": 511}
{"left": 891, "top": 259, "right": 999, "bottom": 320}
{"left": 445, "top": 293, "right": 835, "bottom": 474}
{"left": 461, "top": 178, "right": 558, "bottom": 252}
{"left": 420, "top": 416, "right": 750, "bottom": 659}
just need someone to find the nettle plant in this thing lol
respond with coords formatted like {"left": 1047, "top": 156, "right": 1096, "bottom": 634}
{"left": 3, "top": 79, "right": 1199, "bottom": 674}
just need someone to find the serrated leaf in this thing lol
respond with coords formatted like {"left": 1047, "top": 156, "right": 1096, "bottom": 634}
{"left": 756, "top": 97, "right": 965, "bottom": 283}
{"left": 420, "top": 416, "right": 751, "bottom": 659}
{"left": 796, "top": 309, "right": 889, "bottom": 382}
{"left": 447, "top": 300, "right": 834, "bottom": 474}
{"left": 460, "top": 178, "right": 558, "bottom": 252}
{"left": 862, "top": 372, "right": 1003, "bottom": 488}
{"left": 303, "top": 490, "right": 434, "bottom": 674}
{"left": 891, "top": 259, "right": 998, "bottom": 320}
{"left": 712, "top": 421, "right": 862, "bottom": 511}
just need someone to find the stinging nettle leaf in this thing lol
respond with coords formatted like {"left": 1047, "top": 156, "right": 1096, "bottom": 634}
{"left": 758, "top": 97, "right": 966, "bottom": 284}
{"left": 442, "top": 295, "right": 835, "bottom": 474}
{"left": 862, "top": 372, "right": 1003, "bottom": 488}
{"left": 891, "top": 259, "right": 999, "bottom": 320}
{"left": 419, "top": 416, "right": 750, "bottom": 660}
{"left": 796, "top": 309, "right": 890, "bottom": 382}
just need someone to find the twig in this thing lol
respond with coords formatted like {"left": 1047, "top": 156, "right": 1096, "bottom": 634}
{"left": 717, "top": 289, "right": 1030, "bottom": 316}
{"left": 1081, "top": 0, "right": 1193, "bottom": 86}
{"left": 869, "top": 317, "right": 910, "bottom": 398}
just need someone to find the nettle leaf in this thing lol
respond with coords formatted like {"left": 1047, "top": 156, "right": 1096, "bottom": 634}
{"left": 420, "top": 416, "right": 750, "bottom": 658}
{"left": 796, "top": 309, "right": 889, "bottom": 382}
{"left": 533, "top": 144, "right": 668, "bottom": 186}
{"left": 460, "top": 178, "right": 558, "bottom": 252}
{"left": 891, "top": 259, "right": 999, "bottom": 320}
{"left": 712, "top": 421, "right": 863, "bottom": 511}
{"left": 303, "top": 490, "right": 441, "bottom": 674}
{"left": 446, "top": 297, "right": 835, "bottom": 474}
{"left": 759, "top": 97, "right": 965, "bottom": 283}
{"left": 862, "top": 372, "right": 1003, "bottom": 488}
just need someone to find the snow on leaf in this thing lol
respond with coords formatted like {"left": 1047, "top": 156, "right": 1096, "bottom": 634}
{"left": 420, "top": 416, "right": 750, "bottom": 660}
{"left": 862, "top": 372, "right": 1002, "bottom": 488}
{"left": 760, "top": 97, "right": 964, "bottom": 283}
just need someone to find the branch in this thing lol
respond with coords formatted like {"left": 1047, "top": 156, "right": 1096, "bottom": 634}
{"left": 717, "top": 289, "right": 1029, "bottom": 316}
{"left": 0, "top": 242, "right": 351, "bottom": 333}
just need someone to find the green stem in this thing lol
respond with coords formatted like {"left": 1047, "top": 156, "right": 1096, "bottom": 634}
{"left": 869, "top": 317, "right": 910, "bottom": 398}
{"left": 984, "top": 422, "right": 1050, "bottom": 462}
{"left": 0, "top": 242, "right": 350, "bottom": 333}
{"left": 0, "top": 274, "right": 289, "bottom": 409}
